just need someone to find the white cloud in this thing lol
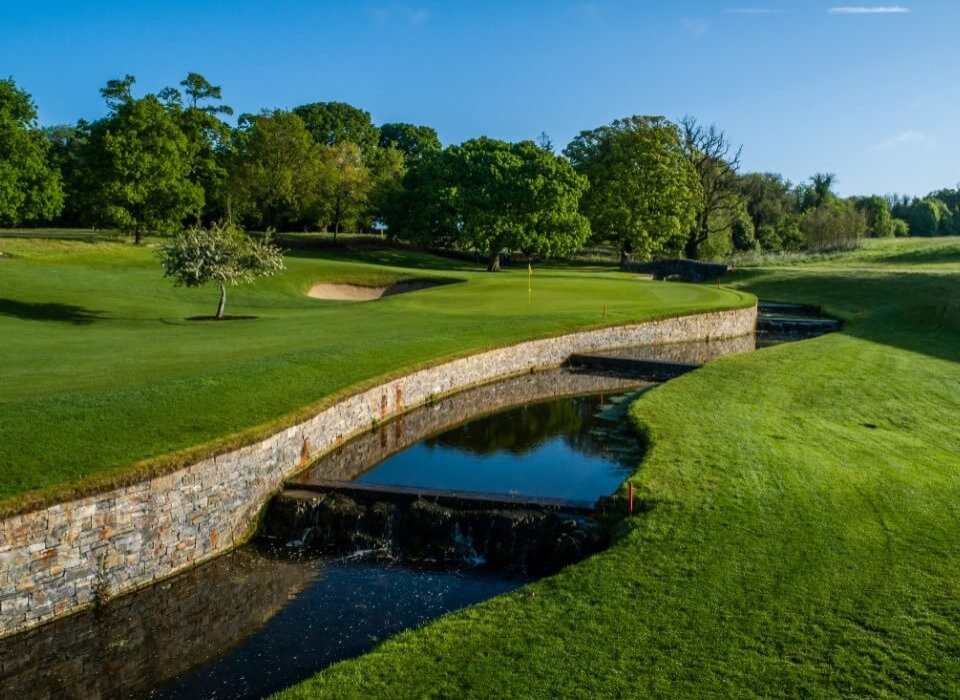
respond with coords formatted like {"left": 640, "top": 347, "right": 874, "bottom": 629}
{"left": 681, "top": 18, "right": 710, "bottom": 38}
{"left": 829, "top": 6, "right": 910, "bottom": 14}
{"left": 369, "top": 4, "right": 430, "bottom": 26}
{"left": 725, "top": 8, "right": 784, "bottom": 14}
{"left": 870, "top": 130, "right": 932, "bottom": 152}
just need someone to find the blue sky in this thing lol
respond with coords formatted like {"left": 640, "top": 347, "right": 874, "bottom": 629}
{"left": 1, "top": 1, "right": 956, "bottom": 196}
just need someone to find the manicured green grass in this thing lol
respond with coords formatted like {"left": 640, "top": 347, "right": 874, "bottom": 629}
{"left": 0, "top": 228, "right": 123, "bottom": 241}
{"left": 276, "top": 239, "right": 960, "bottom": 698}
{"left": 0, "top": 238, "right": 750, "bottom": 514}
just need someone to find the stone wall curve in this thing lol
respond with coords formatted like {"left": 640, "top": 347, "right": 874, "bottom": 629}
{"left": 0, "top": 305, "right": 756, "bottom": 637}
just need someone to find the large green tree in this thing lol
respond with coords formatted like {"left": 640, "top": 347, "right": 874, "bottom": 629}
{"left": 0, "top": 79, "right": 63, "bottom": 226}
{"left": 854, "top": 195, "right": 895, "bottom": 238}
{"left": 564, "top": 116, "right": 701, "bottom": 264}
{"left": 319, "top": 141, "right": 373, "bottom": 237}
{"left": 381, "top": 148, "right": 459, "bottom": 248}
{"left": 292, "top": 102, "right": 380, "bottom": 157}
{"left": 679, "top": 116, "right": 743, "bottom": 259}
{"left": 81, "top": 76, "right": 203, "bottom": 242}
{"left": 805, "top": 172, "right": 837, "bottom": 210}
{"left": 160, "top": 73, "right": 235, "bottom": 223}
{"left": 365, "top": 144, "right": 406, "bottom": 232}
{"left": 737, "top": 172, "right": 803, "bottom": 252}
{"left": 388, "top": 137, "right": 590, "bottom": 271}
{"left": 43, "top": 123, "right": 91, "bottom": 226}
{"left": 227, "top": 110, "right": 324, "bottom": 229}
{"left": 928, "top": 188, "right": 960, "bottom": 234}
{"left": 907, "top": 198, "right": 942, "bottom": 236}
{"left": 378, "top": 122, "right": 441, "bottom": 162}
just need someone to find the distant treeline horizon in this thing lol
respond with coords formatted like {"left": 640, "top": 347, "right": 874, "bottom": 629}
{"left": 2, "top": 73, "right": 958, "bottom": 264}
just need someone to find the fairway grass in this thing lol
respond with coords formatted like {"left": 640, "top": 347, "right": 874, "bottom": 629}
{"left": 0, "top": 238, "right": 751, "bottom": 514}
{"left": 275, "top": 240, "right": 960, "bottom": 698}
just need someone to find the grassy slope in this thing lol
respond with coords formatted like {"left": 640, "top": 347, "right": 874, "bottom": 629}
{"left": 277, "top": 237, "right": 960, "bottom": 698}
{"left": 0, "top": 238, "right": 750, "bottom": 513}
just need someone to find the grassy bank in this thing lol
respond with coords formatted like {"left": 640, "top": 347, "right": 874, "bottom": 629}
{"left": 0, "top": 238, "right": 750, "bottom": 514}
{"left": 277, "top": 237, "right": 960, "bottom": 698}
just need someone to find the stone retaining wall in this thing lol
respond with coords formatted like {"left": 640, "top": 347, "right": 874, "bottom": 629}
{"left": 0, "top": 305, "right": 755, "bottom": 638}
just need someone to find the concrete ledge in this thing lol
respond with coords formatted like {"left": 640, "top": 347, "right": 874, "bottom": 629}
{"left": 568, "top": 354, "right": 701, "bottom": 380}
{"left": 0, "top": 304, "right": 756, "bottom": 638}
{"left": 283, "top": 481, "right": 597, "bottom": 515}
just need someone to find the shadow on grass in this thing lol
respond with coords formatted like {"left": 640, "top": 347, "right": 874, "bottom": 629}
{"left": 186, "top": 315, "right": 258, "bottom": 321}
{"left": 285, "top": 248, "right": 479, "bottom": 272}
{"left": 0, "top": 298, "right": 104, "bottom": 325}
{"left": 730, "top": 269, "right": 960, "bottom": 364}
{"left": 870, "top": 245, "right": 960, "bottom": 267}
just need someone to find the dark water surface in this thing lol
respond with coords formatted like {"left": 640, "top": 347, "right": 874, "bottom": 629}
{"left": 149, "top": 552, "right": 521, "bottom": 700}
{"left": 0, "top": 544, "right": 522, "bottom": 700}
{"left": 355, "top": 393, "right": 640, "bottom": 502}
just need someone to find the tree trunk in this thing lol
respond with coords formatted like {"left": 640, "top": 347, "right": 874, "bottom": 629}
{"left": 134, "top": 226, "right": 142, "bottom": 245}
{"left": 487, "top": 250, "right": 502, "bottom": 272}
{"left": 685, "top": 219, "right": 710, "bottom": 259}
{"left": 216, "top": 282, "right": 226, "bottom": 319}
{"left": 619, "top": 240, "right": 630, "bottom": 269}
{"left": 333, "top": 194, "right": 342, "bottom": 242}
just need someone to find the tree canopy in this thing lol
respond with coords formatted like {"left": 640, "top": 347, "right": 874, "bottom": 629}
{"left": 680, "top": 116, "right": 742, "bottom": 259}
{"left": 854, "top": 196, "right": 895, "bottom": 238}
{"left": 801, "top": 199, "right": 865, "bottom": 251}
{"left": 292, "top": 102, "right": 380, "bottom": 157}
{"left": 387, "top": 137, "right": 590, "bottom": 270}
{"left": 378, "top": 123, "right": 441, "bottom": 162}
{"left": 907, "top": 199, "right": 942, "bottom": 236}
{"left": 564, "top": 116, "right": 701, "bottom": 263}
{"left": 0, "top": 78, "right": 63, "bottom": 226}
{"left": 7, "top": 69, "right": 958, "bottom": 260}
{"left": 80, "top": 77, "right": 203, "bottom": 241}
{"left": 736, "top": 172, "right": 803, "bottom": 251}
{"left": 227, "top": 110, "right": 324, "bottom": 229}
{"left": 319, "top": 141, "right": 372, "bottom": 237}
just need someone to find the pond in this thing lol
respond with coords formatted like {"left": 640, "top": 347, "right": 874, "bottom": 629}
{"left": 352, "top": 392, "right": 641, "bottom": 502}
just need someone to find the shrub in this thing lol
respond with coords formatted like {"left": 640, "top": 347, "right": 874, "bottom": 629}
{"left": 801, "top": 201, "right": 866, "bottom": 251}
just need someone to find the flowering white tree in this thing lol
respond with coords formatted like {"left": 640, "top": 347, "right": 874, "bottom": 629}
{"left": 159, "top": 222, "right": 284, "bottom": 319}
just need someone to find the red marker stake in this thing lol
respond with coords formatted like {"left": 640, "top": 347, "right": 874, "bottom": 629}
{"left": 628, "top": 481, "right": 634, "bottom": 515}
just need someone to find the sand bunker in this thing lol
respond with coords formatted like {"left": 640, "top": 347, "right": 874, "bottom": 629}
{"left": 307, "top": 280, "right": 446, "bottom": 301}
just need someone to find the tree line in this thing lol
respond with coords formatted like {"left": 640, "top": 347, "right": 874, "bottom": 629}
{"left": 2, "top": 73, "right": 958, "bottom": 267}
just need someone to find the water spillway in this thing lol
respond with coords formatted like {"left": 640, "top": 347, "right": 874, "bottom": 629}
{"left": 264, "top": 370, "right": 649, "bottom": 575}
{"left": 757, "top": 301, "right": 842, "bottom": 340}
{"left": 265, "top": 486, "right": 605, "bottom": 576}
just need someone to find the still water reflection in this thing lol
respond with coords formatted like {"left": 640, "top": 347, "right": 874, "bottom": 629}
{"left": 0, "top": 545, "right": 521, "bottom": 700}
{"left": 355, "top": 393, "right": 642, "bottom": 502}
